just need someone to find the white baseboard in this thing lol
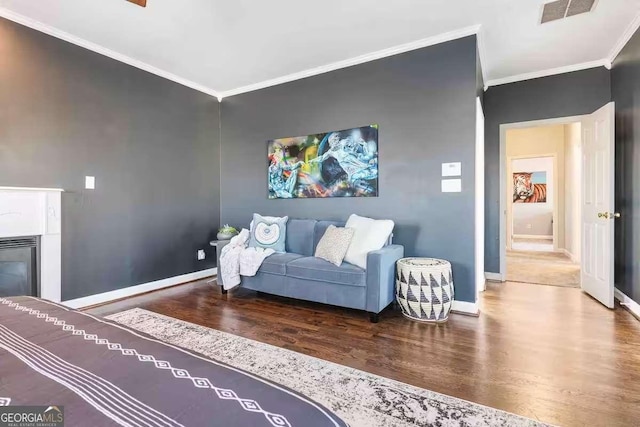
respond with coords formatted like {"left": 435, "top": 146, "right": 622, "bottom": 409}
{"left": 560, "top": 248, "right": 579, "bottom": 263}
{"left": 478, "top": 276, "right": 487, "bottom": 293}
{"left": 513, "top": 234, "right": 553, "bottom": 240}
{"left": 63, "top": 268, "right": 217, "bottom": 309}
{"left": 485, "top": 272, "right": 504, "bottom": 282}
{"left": 451, "top": 300, "right": 479, "bottom": 316}
{"left": 615, "top": 288, "right": 640, "bottom": 320}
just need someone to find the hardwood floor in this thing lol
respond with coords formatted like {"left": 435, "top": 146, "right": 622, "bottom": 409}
{"left": 88, "top": 279, "right": 640, "bottom": 427}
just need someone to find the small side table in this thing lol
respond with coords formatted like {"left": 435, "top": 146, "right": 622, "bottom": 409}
{"left": 209, "top": 240, "right": 230, "bottom": 294}
{"left": 395, "top": 257, "right": 454, "bottom": 323}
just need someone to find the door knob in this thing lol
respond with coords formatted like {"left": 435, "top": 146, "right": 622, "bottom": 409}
{"left": 599, "top": 212, "right": 621, "bottom": 219}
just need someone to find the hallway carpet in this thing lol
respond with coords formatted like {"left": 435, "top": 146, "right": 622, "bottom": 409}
{"left": 506, "top": 250, "right": 580, "bottom": 287}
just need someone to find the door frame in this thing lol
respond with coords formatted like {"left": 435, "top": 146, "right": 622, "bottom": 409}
{"left": 498, "top": 114, "right": 586, "bottom": 280}
{"left": 507, "top": 153, "right": 558, "bottom": 252}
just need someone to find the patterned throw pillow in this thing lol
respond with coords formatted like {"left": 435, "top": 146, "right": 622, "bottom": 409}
{"left": 248, "top": 213, "right": 288, "bottom": 252}
{"left": 314, "top": 225, "right": 355, "bottom": 267}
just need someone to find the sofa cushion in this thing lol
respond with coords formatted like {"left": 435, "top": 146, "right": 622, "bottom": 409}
{"left": 313, "top": 220, "right": 345, "bottom": 253}
{"left": 286, "top": 257, "right": 365, "bottom": 287}
{"left": 259, "top": 253, "right": 304, "bottom": 276}
{"left": 286, "top": 219, "right": 317, "bottom": 256}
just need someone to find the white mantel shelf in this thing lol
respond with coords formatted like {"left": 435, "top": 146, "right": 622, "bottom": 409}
{"left": 0, "top": 186, "right": 64, "bottom": 192}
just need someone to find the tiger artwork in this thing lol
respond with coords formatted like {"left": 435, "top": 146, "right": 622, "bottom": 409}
{"left": 513, "top": 172, "right": 547, "bottom": 203}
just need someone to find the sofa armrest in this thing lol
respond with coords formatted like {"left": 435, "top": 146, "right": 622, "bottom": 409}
{"left": 365, "top": 244, "right": 404, "bottom": 314}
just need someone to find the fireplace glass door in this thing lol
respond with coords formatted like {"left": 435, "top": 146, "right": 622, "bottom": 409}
{"left": 0, "top": 238, "right": 38, "bottom": 297}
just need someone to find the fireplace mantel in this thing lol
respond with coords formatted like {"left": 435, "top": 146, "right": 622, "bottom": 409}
{"left": 0, "top": 186, "right": 63, "bottom": 301}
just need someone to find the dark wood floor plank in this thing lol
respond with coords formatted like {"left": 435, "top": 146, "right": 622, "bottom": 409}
{"left": 88, "top": 279, "right": 640, "bottom": 426}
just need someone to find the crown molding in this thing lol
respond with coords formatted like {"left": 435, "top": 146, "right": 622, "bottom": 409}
{"left": 609, "top": 10, "right": 640, "bottom": 63}
{"left": 219, "top": 25, "right": 482, "bottom": 99}
{"left": 0, "top": 8, "right": 222, "bottom": 99}
{"left": 485, "top": 59, "right": 610, "bottom": 88}
{"left": 475, "top": 27, "right": 489, "bottom": 89}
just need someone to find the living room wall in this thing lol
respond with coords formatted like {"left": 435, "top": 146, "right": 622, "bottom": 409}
{"left": 483, "top": 67, "right": 611, "bottom": 274}
{"left": 0, "top": 18, "right": 220, "bottom": 300}
{"left": 220, "top": 36, "right": 480, "bottom": 303}
{"left": 611, "top": 26, "right": 640, "bottom": 305}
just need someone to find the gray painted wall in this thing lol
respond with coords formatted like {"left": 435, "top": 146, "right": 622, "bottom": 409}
{"left": 0, "top": 18, "right": 220, "bottom": 300}
{"left": 612, "top": 28, "right": 640, "bottom": 305}
{"left": 221, "top": 36, "right": 480, "bottom": 302}
{"left": 483, "top": 68, "right": 611, "bottom": 273}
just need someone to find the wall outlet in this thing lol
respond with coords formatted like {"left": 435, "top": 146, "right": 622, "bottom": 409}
{"left": 197, "top": 249, "right": 205, "bottom": 260}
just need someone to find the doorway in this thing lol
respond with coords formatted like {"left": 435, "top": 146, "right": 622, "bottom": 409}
{"left": 509, "top": 155, "right": 556, "bottom": 252}
{"left": 497, "top": 103, "right": 617, "bottom": 308}
{"left": 502, "top": 122, "right": 582, "bottom": 287}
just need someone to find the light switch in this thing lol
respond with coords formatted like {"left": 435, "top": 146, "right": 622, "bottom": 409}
{"left": 442, "top": 162, "right": 462, "bottom": 177}
{"left": 441, "top": 179, "right": 462, "bottom": 193}
{"left": 85, "top": 176, "right": 95, "bottom": 190}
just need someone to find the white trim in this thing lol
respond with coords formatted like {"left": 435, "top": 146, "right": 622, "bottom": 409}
{"left": 609, "top": 11, "right": 640, "bottom": 63}
{"left": 451, "top": 300, "right": 479, "bottom": 316}
{"left": 0, "top": 8, "right": 222, "bottom": 99}
{"left": 0, "top": 186, "right": 64, "bottom": 192}
{"left": 219, "top": 25, "right": 481, "bottom": 99}
{"left": 485, "top": 272, "right": 503, "bottom": 282}
{"left": 485, "top": 59, "right": 610, "bottom": 88}
{"left": 62, "top": 268, "right": 216, "bottom": 309}
{"left": 512, "top": 234, "right": 554, "bottom": 240}
{"left": 615, "top": 288, "right": 640, "bottom": 320}
{"left": 476, "top": 28, "right": 489, "bottom": 85}
{"left": 475, "top": 98, "right": 486, "bottom": 296}
{"left": 561, "top": 248, "right": 579, "bottom": 263}
{"left": 3, "top": 1, "right": 635, "bottom": 99}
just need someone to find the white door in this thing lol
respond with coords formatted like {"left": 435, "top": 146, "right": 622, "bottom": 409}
{"left": 581, "top": 102, "right": 616, "bottom": 308}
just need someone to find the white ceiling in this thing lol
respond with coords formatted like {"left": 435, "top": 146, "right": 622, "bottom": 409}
{"left": 1, "top": 0, "right": 639, "bottom": 98}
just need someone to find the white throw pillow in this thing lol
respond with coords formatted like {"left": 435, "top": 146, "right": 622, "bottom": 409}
{"left": 343, "top": 214, "right": 394, "bottom": 269}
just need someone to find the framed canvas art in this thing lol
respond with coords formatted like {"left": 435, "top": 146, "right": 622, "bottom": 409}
{"left": 513, "top": 171, "right": 547, "bottom": 203}
{"left": 267, "top": 125, "right": 378, "bottom": 199}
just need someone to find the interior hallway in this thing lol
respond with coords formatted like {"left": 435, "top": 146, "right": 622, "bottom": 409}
{"left": 507, "top": 249, "right": 580, "bottom": 287}
{"left": 512, "top": 237, "right": 554, "bottom": 252}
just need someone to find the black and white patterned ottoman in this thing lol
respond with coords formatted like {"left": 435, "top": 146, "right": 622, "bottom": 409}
{"left": 395, "top": 257, "right": 454, "bottom": 323}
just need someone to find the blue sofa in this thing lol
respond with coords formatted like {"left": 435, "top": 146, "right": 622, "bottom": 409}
{"left": 219, "top": 219, "right": 404, "bottom": 322}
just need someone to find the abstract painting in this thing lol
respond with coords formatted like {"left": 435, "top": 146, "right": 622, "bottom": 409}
{"left": 513, "top": 171, "right": 547, "bottom": 203}
{"left": 267, "top": 125, "right": 378, "bottom": 199}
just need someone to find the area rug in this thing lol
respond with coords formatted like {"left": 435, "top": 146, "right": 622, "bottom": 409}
{"left": 507, "top": 250, "right": 580, "bottom": 287}
{"left": 106, "top": 308, "right": 549, "bottom": 427}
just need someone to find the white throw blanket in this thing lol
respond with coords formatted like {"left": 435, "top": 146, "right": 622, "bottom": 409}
{"left": 219, "top": 229, "right": 275, "bottom": 290}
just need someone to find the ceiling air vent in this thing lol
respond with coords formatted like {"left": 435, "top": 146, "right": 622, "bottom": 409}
{"left": 541, "top": 0, "right": 596, "bottom": 24}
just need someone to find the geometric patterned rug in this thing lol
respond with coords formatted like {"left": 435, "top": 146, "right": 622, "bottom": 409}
{"left": 107, "top": 308, "right": 551, "bottom": 427}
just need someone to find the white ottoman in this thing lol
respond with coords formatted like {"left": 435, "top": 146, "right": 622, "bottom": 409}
{"left": 395, "top": 257, "right": 454, "bottom": 323}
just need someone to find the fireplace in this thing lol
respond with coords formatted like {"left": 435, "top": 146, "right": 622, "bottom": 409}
{"left": 0, "top": 187, "right": 62, "bottom": 301}
{"left": 0, "top": 236, "right": 40, "bottom": 297}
